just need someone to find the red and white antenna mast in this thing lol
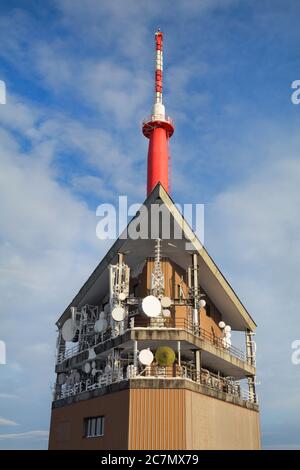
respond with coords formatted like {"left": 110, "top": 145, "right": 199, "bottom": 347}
{"left": 143, "top": 30, "right": 174, "bottom": 196}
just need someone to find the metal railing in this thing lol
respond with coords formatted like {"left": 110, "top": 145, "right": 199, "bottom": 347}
{"left": 53, "top": 362, "right": 255, "bottom": 404}
{"left": 56, "top": 316, "right": 247, "bottom": 366}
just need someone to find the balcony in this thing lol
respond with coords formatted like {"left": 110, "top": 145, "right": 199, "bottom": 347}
{"left": 53, "top": 361, "right": 256, "bottom": 407}
{"left": 57, "top": 316, "right": 250, "bottom": 371}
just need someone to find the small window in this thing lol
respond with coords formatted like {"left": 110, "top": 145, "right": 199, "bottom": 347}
{"left": 84, "top": 416, "right": 104, "bottom": 438}
{"left": 177, "top": 284, "right": 182, "bottom": 300}
{"left": 206, "top": 304, "right": 211, "bottom": 317}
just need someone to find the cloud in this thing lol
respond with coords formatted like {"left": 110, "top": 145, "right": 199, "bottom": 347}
{"left": 205, "top": 121, "right": 300, "bottom": 444}
{"left": 0, "top": 417, "right": 19, "bottom": 426}
{"left": 0, "top": 430, "right": 49, "bottom": 440}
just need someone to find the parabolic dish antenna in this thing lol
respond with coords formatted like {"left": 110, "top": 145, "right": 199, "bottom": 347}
{"left": 224, "top": 325, "right": 231, "bottom": 333}
{"left": 83, "top": 362, "right": 91, "bottom": 374}
{"left": 199, "top": 299, "right": 206, "bottom": 308}
{"left": 218, "top": 321, "right": 226, "bottom": 329}
{"left": 162, "top": 309, "right": 171, "bottom": 318}
{"left": 88, "top": 348, "right": 96, "bottom": 360}
{"left": 142, "top": 295, "right": 161, "bottom": 318}
{"left": 99, "top": 311, "right": 106, "bottom": 319}
{"left": 222, "top": 337, "right": 231, "bottom": 349}
{"left": 94, "top": 318, "right": 107, "bottom": 333}
{"left": 160, "top": 296, "right": 172, "bottom": 308}
{"left": 111, "top": 306, "right": 126, "bottom": 322}
{"left": 62, "top": 318, "right": 76, "bottom": 342}
{"left": 139, "top": 348, "right": 154, "bottom": 366}
{"left": 119, "top": 292, "right": 127, "bottom": 301}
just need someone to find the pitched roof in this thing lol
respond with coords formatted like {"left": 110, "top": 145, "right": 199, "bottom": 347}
{"left": 57, "top": 184, "right": 256, "bottom": 331}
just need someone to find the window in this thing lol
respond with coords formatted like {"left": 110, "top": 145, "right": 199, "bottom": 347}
{"left": 84, "top": 416, "right": 104, "bottom": 438}
{"left": 206, "top": 304, "right": 211, "bottom": 317}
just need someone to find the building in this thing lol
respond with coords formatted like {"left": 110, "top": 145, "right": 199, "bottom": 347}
{"left": 48, "top": 31, "right": 260, "bottom": 450}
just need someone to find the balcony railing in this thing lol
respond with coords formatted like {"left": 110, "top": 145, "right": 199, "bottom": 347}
{"left": 57, "top": 316, "right": 247, "bottom": 366}
{"left": 53, "top": 362, "right": 256, "bottom": 404}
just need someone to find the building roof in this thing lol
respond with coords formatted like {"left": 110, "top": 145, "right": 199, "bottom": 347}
{"left": 56, "top": 184, "right": 256, "bottom": 332}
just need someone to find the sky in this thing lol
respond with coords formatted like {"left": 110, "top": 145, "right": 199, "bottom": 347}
{"left": 0, "top": 0, "right": 300, "bottom": 450}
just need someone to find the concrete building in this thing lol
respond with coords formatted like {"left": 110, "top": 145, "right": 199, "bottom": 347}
{"left": 48, "top": 31, "right": 260, "bottom": 450}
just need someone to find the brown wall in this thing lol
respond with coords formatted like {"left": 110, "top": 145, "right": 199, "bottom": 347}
{"left": 185, "top": 390, "right": 260, "bottom": 450}
{"left": 49, "top": 387, "right": 260, "bottom": 450}
{"left": 128, "top": 388, "right": 186, "bottom": 450}
{"left": 48, "top": 390, "right": 130, "bottom": 450}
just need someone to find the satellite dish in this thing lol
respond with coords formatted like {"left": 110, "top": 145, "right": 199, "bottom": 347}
{"left": 84, "top": 362, "right": 91, "bottom": 374}
{"left": 111, "top": 306, "right": 126, "bottom": 322}
{"left": 218, "top": 321, "right": 226, "bottom": 329}
{"left": 99, "top": 311, "right": 106, "bottom": 319}
{"left": 225, "top": 332, "right": 232, "bottom": 339}
{"left": 199, "top": 299, "right": 206, "bottom": 308}
{"left": 224, "top": 325, "right": 231, "bottom": 333}
{"left": 72, "top": 371, "right": 80, "bottom": 383}
{"left": 139, "top": 348, "right": 154, "bottom": 366}
{"left": 222, "top": 337, "right": 231, "bottom": 349}
{"left": 105, "top": 364, "right": 112, "bottom": 374}
{"left": 162, "top": 309, "right": 171, "bottom": 318}
{"left": 94, "top": 318, "right": 107, "bottom": 333}
{"left": 92, "top": 361, "right": 96, "bottom": 369}
{"left": 161, "top": 296, "right": 172, "bottom": 308}
{"left": 155, "top": 346, "right": 176, "bottom": 367}
{"left": 142, "top": 295, "right": 161, "bottom": 318}
{"left": 119, "top": 292, "right": 127, "bottom": 301}
{"left": 62, "top": 318, "right": 76, "bottom": 342}
{"left": 58, "top": 373, "right": 66, "bottom": 385}
{"left": 88, "top": 348, "right": 96, "bottom": 360}
{"left": 91, "top": 368, "right": 98, "bottom": 377}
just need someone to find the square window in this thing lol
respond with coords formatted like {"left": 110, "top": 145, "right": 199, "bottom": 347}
{"left": 84, "top": 416, "right": 104, "bottom": 438}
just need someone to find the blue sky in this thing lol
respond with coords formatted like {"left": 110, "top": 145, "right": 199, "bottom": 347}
{"left": 0, "top": 0, "right": 300, "bottom": 449}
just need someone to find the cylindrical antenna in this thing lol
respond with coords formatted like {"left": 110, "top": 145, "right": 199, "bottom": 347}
{"left": 154, "top": 30, "right": 163, "bottom": 105}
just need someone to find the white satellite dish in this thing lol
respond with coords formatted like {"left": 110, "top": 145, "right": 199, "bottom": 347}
{"left": 142, "top": 295, "right": 161, "bottom": 318}
{"left": 119, "top": 292, "right": 127, "bottom": 301}
{"left": 62, "top": 318, "right": 76, "bottom": 342}
{"left": 84, "top": 362, "right": 91, "bottom": 374}
{"left": 225, "top": 332, "right": 232, "bottom": 339}
{"left": 88, "top": 348, "right": 96, "bottom": 360}
{"left": 99, "top": 311, "right": 106, "bottom": 319}
{"left": 139, "top": 348, "right": 154, "bottom": 366}
{"left": 222, "top": 337, "right": 231, "bottom": 349}
{"left": 218, "top": 321, "right": 226, "bottom": 329}
{"left": 72, "top": 371, "right": 80, "bottom": 383}
{"left": 111, "top": 306, "right": 126, "bottom": 322}
{"left": 224, "top": 325, "right": 231, "bottom": 333}
{"left": 92, "top": 361, "right": 96, "bottom": 369}
{"left": 58, "top": 373, "right": 66, "bottom": 385}
{"left": 162, "top": 309, "right": 171, "bottom": 318}
{"left": 199, "top": 299, "right": 206, "bottom": 308}
{"left": 161, "top": 296, "right": 172, "bottom": 308}
{"left": 94, "top": 318, "right": 107, "bottom": 333}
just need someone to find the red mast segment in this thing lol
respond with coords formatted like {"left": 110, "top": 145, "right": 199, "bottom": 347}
{"left": 143, "top": 30, "right": 174, "bottom": 196}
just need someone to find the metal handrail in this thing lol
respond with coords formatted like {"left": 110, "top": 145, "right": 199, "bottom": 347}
{"left": 57, "top": 316, "right": 247, "bottom": 366}
{"left": 54, "top": 363, "right": 255, "bottom": 404}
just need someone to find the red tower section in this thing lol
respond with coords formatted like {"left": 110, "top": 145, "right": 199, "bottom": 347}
{"left": 142, "top": 30, "right": 174, "bottom": 196}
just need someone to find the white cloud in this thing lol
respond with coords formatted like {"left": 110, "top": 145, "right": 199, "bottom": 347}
{"left": 0, "top": 430, "right": 48, "bottom": 440}
{"left": 0, "top": 417, "right": 18, "bottom": 426}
